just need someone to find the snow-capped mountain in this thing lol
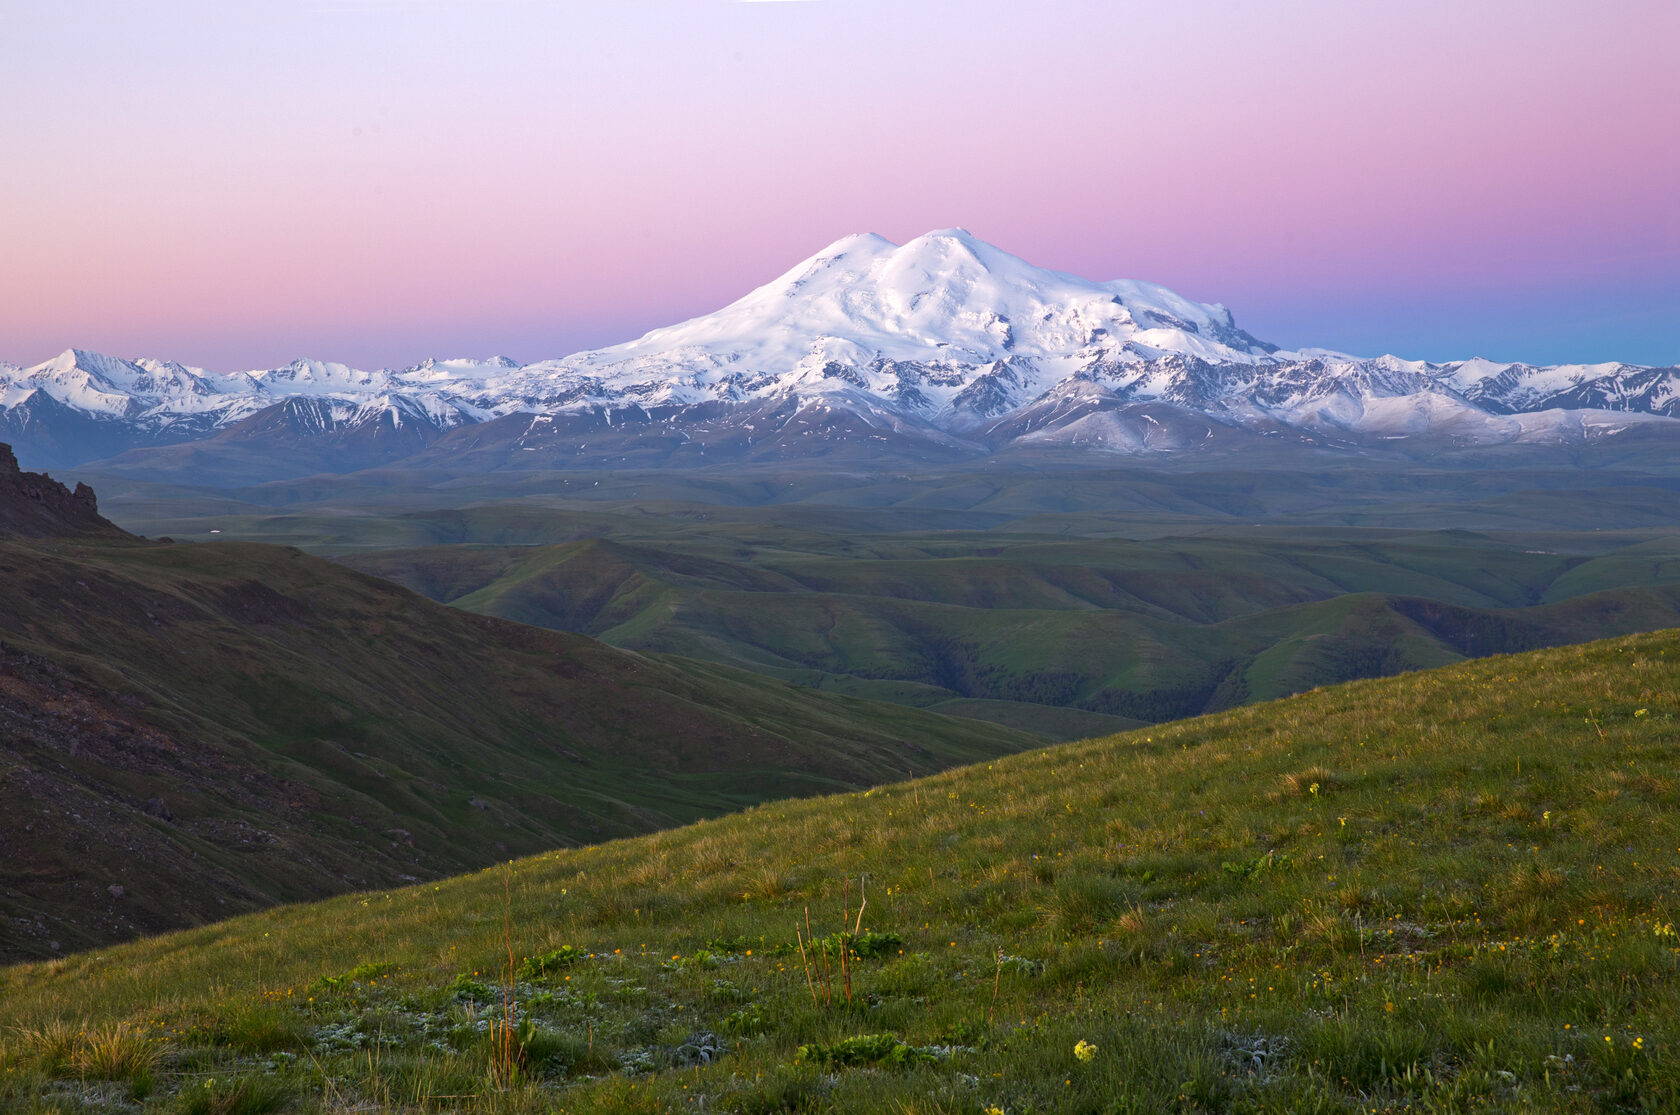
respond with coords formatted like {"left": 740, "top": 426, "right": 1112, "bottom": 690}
{"left": 4, "top": 229, "right": 1675, "bottom": 474}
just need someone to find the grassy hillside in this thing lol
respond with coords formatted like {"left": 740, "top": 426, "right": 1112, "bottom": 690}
{"left": 3, "top": 629, "right": 1676, "bottom": 1112}
{"left": 333, "top": 526, "right": 1680, "bottom": 733}
{"left": 83, "top": 454, "right": 1680, "bottom": 740}
{"left": 0, "top": 534, "right": 1035, "bottom": 962}
{"left": 75, "top": 456, "right": 1680, "bottom": 740}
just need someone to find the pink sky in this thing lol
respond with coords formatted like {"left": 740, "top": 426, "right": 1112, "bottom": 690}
{"left": 2, "top": 0, "right": 1676, "bottom": 370}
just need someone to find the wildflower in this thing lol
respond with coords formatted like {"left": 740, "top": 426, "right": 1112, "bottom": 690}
{"left": 1074, "top": 1039, "right": 1098, "bottom": 1062}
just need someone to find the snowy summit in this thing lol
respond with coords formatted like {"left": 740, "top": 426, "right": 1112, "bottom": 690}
{"left": 2, "top": 230, "right": 1676, "bottom": 470}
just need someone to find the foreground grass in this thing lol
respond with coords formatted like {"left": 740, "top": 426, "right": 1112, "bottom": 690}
{"left": 3, "top": 629, "right": 1678, "bottom": 1112}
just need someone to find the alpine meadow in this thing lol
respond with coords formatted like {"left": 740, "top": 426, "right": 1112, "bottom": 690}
{"left": 4, "top": 2, "right": 1679, "bottom": 1113}
{"left": 2, "top": 630, "right": 1676, "bottom": 1112}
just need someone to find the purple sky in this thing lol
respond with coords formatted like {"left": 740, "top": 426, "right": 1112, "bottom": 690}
{"left": 3, "top": 0, "right": 1676, "bottom": 371}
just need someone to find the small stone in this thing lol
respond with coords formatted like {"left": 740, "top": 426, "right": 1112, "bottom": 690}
{"left": 108, "top": 884, "right": 125, "bottom": 898}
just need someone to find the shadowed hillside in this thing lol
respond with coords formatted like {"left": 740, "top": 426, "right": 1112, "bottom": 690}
{"left": 0, "top": 449, "right": 1037, "bottom": 961}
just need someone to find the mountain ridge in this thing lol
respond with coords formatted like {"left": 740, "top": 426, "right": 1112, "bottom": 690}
{"left": 5, "top": 231, "right": 1676, "bottom": 474}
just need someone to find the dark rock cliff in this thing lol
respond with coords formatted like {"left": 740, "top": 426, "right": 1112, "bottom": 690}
{"left": 0, "top": 442, "right": 123, "bottom": 537}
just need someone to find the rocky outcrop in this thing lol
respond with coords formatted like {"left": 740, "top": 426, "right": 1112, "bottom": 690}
{"left": 0, "top": 442, "right": 123, "bottom": 537}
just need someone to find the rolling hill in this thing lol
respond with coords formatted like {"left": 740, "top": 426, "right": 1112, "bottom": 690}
{"left": 1, "top": 627, "right": 1674, "bottom": 1111}
{"left": 71, "top": 450, "right": 1680, "bottom": 743}
{"left": 0, "top": 448, "right": 1036, "bottom": 962}
{"left": 341, "top": 521, "right": 1680, "bottom": 734}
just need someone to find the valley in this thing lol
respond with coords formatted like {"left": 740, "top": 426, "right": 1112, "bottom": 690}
{"left": 75, "top": 453, "right": 1680, "bottom": 743}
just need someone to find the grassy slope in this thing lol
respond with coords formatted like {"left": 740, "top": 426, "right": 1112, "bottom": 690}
{"left": 0, "top": 535, "right": 1034, "bottom": 962}
{"left": 78, "top": 458, "right": 1680, "bottom": 742}
{"left": 3, "top": 629, "right": 1676, "bottom": 1112}
{"left": 339, "top": 528, "right": 1680, "bottom": 731}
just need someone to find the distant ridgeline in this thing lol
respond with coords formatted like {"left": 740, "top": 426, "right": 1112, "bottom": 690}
{"left": 3, "top": 231, "right": 1677, "bottom": 480}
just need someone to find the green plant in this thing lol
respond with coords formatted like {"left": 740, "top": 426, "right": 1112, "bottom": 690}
{"left": 519, "top": 946, "right": 587, "bottom": 979}
{"left": 795, "top": 1033, "right": 936, "bottom": 1067}
{"left": 174, "top": 1075, "right": 295, "bottom": 1115}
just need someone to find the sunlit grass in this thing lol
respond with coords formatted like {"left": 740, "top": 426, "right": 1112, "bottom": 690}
{"left": 3, "top": 628, "right": 1679, "bottom": 1111}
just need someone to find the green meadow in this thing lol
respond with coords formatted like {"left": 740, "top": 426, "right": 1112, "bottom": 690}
{"left": 3, "top": 628, "right": 1676, "bottom": 1112}
{"left": 82, "top": 457, "right": 1680, "bottom": 742}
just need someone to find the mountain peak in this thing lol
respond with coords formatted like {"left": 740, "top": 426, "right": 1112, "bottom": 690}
{"left": 816, "top": 231, "right": 895, "bottom": 257}
{"left": 40, "top": 348, "right": 131, "bottom": 377}
{"left": 909, "top": 226, "right": 984, "bottom": 250}
{"left": 579, "top": 227, "right": 1271, "bottom": 389}
{"left": 3, "top": 233, "right": 1675, "bottom": 472}
{"left": 892, "top": 227, "right": 998, "bottom": 270}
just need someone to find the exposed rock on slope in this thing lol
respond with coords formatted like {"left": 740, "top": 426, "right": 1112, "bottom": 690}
{"left": 0, "top": 443, "right": 121, "bottom": 537}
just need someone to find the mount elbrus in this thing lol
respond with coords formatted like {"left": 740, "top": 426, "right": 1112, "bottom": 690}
{"left": 4, "top": 230, "right": 1675, "bottom": 476}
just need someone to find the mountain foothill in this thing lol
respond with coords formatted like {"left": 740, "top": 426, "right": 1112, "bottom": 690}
{"left": 3, "top": 230, "right": 1678, "bottom": 964}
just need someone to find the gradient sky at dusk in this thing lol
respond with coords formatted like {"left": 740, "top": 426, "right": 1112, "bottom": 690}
{"left": 3, "top": 0, "right": 1676, "bottom": 371}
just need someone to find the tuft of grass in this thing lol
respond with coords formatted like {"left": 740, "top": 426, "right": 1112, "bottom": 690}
{"left": 72, "top": 1019, "right": 165, "bottom": 1081}
{"left": 1279, "top": 765, "right": 1340, "bottom": 797}
{"left": 13, "top": 1019, "right": 78, "bottom": 1076}
{"left": 1044, "top": 874, "right": 1133, "bottom": 934}
{"left": 208, "top": 1004, "right": 308, "bottom": 1054}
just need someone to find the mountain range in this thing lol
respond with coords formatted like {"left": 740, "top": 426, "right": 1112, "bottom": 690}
{"left": 5, "top": 229, "right": 1676, "bottom": 477}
